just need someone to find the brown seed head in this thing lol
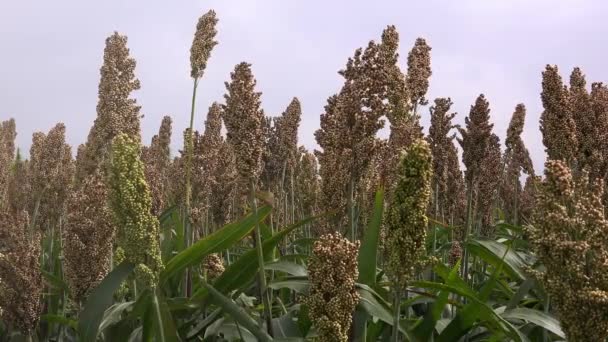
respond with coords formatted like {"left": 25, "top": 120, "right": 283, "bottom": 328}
{"left": 222, "top": 62, "right": 265, "bottom": 182}
{"left": 190, "top": 10, "right": 219, "bottom": 79}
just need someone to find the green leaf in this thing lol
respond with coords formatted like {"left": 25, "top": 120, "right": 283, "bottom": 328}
{"left": 185, "top": 308, "right": 222, "bottom": 339}
{"left": 160, "top": 206, "right": 271, "bottom": 283}
{"left": 357, "top": 188, "right": 384, "bottom": 286}
{"left": 200, "top": 280, "right": 273, "bottom": 342}
{"left": 268, "top": 278, "right": 310, "bottom": 294}
{"left": 435, "top": 245, "right": 528, "bottom": 342}
{"left": 501, "top": 307, "right": 564, "bottom": 339}
{"left": 413, "top": 260, "right": 461, "bottom": 340}
{"left": 42, "top": 269, "right": 70, "bottom": 293}
{"left": 506, "top": 277, "right": 535, "bottom": 310}
{"left": 466, "top": 239, "right": 528, "bottom": 280}
{"left": 78, "top": 261, "right": 135, "bottom": 342}
{"left": 272, "top": 312, "right": 304, "bottom": 338}
{"left": 265, "top": 261, "right": 307, "bottom": 277}
{"left": 193, "top": 215, "right": 317, "bottom": 301}
{"left": 356, "top": 284, "right": 417, "bottom": 341}
{"left": 149, "top": 289, "right": 180, "bottom": 342}
{"left": 41, "top": 314, "right": 77, "bottom": 330}
{"left": 99, "top": 301, "right": 134, "bottom": 332}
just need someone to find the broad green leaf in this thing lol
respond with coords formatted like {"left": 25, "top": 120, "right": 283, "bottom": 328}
{"left": 413, "top": 260, "right": 461, "bottom": 340}
{"left": 160, "top": 206, "right": 271, "bottom": 283}
{"left": 268, "top": 278, "right": 310, "bottom": 294}
{"left": 265, "top": 261, "right": 307, "bottom": 277}
{"left": 272, "top": 312, "right": 304, "bottom": 338}
{"left": 185, "top": 308, "right": 222, "bottom": 339}
{"left": 149, "top": 290, "right": 179, "bottom": 342}
{"left": 200, "top": 280, "right": 273, "bottom": 342}
{"left": 193, "top": 215, "right": 317, "bottom": 301}
{"left": 501, "top": 307, "right": 564, "bottom": 339}
{"left": 99, "top": 301, "right": 134, "bottom": 332}
{"left": 436, "top": 245, "right": 528, "bottom": 342}
{"left": 356, "top": 284, "right": 417, "bottom": 341}
{"left": 506, "top": 278, "right": 535, "bottom": 310}
{"left": 466, "top": 239, "right": 528, "bottom": 280}
{"left": 357, "top": 188, "right": 384, "bottom": 286}
{"left": 78, "top": 261, "right": 135, "bottom": 342}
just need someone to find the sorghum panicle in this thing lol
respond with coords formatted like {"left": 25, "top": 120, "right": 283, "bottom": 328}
{"left": 427, "top": 97, "right": 458, "bottom": 217}
{"left": 63, "top": 172, "right": 114, "bottom": 302}
{"left": 190, "top": 10, "right": 219, "bottom": 79}
{"left": 406, "top": 37, "right": 432, "bottom": 107}
{"left": 502, "top": 104, "right": 534, "bottom": 223}
{"left": 305, "top": 232, "right": 360, "bottom": 342}
{"left": 528, "top": 160, "right": 608, "bottom": 341}
{"left": 477, "top": 134, "right": 502, "bottom": 237}
{"left": 109, "top": 134, "right": 163, "bottom": 288}
{"left": 77, "top": 32, "right": 142, "bottom": 181}
{"left": 0, "top": 119, "right": 17, "bottom": 201}
{"left": 142, "top": 116, "right": 173, "bottom": 216}
{"left": 295, "top": 147, "right": 320, "bottom": 217}
{"left": 385, "top": 139, "right": 433, "bottom": 284}
{"left": 458, "top": 94, "right": 494, "bottom": 188}
{"left": 202, "top": 253, "right": 225, "bottom": 280}
{"left": 28, "top": 123, "right": 74, "bottom": 232}
{"left": 210, "top": 141, "right": 237, "bottom": 227}
{"left": 539, "top": 65, "right": 577, "bottom": 167}
{"left": 0, "top": 210, "right": 42, "bottom": 334}
{"left": 222, "top": 62, "right": 266, "bottom": 183}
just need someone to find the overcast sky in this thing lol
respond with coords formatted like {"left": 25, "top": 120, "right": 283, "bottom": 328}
{"left": 1, "top": 0, "right": 607, "bottom": 173}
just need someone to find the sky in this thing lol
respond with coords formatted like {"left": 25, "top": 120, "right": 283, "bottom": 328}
{"left": 1, "top": 0, "right": 607, "bottom": 173}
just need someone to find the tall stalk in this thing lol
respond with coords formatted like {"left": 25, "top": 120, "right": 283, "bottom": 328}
{"left": 250, "top": 178, "right": 274, "bottom": 336}
{"left": 462, "top": 183, "right": 474, "bottom": 286}
{"left": 185, "top": 77, "right": 199, "bottom": 297}
{"left": 392, "top": 286, "right": 401, "bottom": 342}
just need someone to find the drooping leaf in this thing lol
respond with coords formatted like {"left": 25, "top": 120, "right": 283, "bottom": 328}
{"left": 501, "top": 307, "right": 564, "bottom": 339}
{"left": 160, "top": 206, "right": 271, "bottom": 283}
{"left": 200, "top": 280, "right": 273, "bottom": 342}
{"left": 268, "top": 278, "right": 310, "bottom": 294}
{"left": 466, "top": 239, "right": 529, "bottom": 280}
{"left": 357, "top": 188, "right": 384, "bottom": 286}
{"left": 413, "top": 260, "right": 461, "bottom": 340}
{"left": 149, "top": 290, "right": 179, "bottom": 342}
{"left": 193, "top": 215, "right": 318, "bottom": 301}
{"left": 78, "top": 262, "right": 135, "bottom": 342}
{"left": 356, "top": 284, "right": 416, "bottom": 341}
{"left": 265, "top": 261, "right": 307, "bottom": 277}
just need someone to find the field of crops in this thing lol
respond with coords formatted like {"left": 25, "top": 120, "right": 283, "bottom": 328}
{"left": 1, "top": 8, "right": 607, "bottom": 342}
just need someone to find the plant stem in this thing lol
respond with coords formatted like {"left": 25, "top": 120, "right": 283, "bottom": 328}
{"left": 392, "top": 286, "right": 401, "bottom": 342}
{"left": 185, "top": 77, "right": 199, "bottom": 297}
{"left": 250, "top": 178, "right": 274, "bottom": 337}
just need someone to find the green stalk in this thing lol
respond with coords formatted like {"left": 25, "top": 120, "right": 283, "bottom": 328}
{"left": 392, "top": 286, "right": 401, "bottom": 342}
{"left": 250, "top": 178, "right": 274, "bottom": 337}
{"left": 185, "top": 77, "right": 199, "bottom": 297}
{"left": 462, "top": 182, "right": 474, "bottom": 293}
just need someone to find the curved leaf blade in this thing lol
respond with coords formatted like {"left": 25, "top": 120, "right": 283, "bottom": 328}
{"left": 79, "top": 261, "right": 135, "bottom": 342}
{"left": 357, "top": 188, "right": 384, "bottom": 286}
{"left": 161, "top": 206, "right": 271, "bottom": 282}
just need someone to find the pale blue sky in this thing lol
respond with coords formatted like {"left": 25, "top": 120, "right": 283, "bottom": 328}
{"left": 1, "top": 0, "right": 606, "bottom": 172}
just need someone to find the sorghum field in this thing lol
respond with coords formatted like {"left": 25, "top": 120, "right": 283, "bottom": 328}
{"left": 1, "top": 8, "right": 607, "bottom": 342}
